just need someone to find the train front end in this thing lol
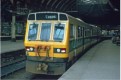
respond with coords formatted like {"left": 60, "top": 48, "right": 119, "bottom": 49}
{"left": 24, "top": 12, "right": 69, "bottom": 75}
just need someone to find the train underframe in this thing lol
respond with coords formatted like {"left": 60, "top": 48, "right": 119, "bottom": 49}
{"left": 26, "top": 56, "right": 68, "bottom": 75}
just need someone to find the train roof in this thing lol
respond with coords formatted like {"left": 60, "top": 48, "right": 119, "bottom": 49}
{"left": 28, "top": 11, "right": 85, "bottom": 22}
{"left": 28, "top": 11, "right": 67, "bottom": 15}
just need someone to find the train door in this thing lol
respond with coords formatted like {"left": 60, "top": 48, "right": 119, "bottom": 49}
{"left": 76, "top": 26, "right": 83, "bottom": 55}
{"left": 91, "top": 27, "right": 93, "bottom": 45}
{"left": 39, "top": 22, "right": 54, "bottom": 58}
{"left": 74, "top": 25, "right": 77, "bottom": 57}
{"left": 82, "top": 27, "right": 84, "bottom": 51}
{"left": 69, "top": 24, "right": 76, "bottom": 61}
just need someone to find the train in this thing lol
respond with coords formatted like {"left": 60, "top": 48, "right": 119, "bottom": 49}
{"left": 24, "top": 12, "right": 101, "bottom": 75}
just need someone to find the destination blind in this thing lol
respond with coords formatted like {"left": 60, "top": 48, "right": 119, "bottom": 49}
{"left": 36, "top": 13, "right": 58, "bottom": 20}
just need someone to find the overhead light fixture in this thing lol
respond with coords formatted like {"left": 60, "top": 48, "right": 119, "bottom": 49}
{"left": 66, "top": 11, "right": 78, "bottom": 12}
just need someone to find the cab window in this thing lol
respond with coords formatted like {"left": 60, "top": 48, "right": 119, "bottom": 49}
{"left": 28, "top": 23, "right": 38, "bottom": 40}
{"left": 40, "top": 23, "right": 51, "bottom": 41}
{"left": 53, "top": 23, "right": 65, "bottom": 41}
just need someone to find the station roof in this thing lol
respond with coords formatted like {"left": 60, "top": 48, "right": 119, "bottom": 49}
{"left": 1, "top": 0, "right": 120, "bottom": 29}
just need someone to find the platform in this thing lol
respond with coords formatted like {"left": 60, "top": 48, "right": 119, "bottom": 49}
{"left": 1, "top": 40, "right": 24, "bottom": 54}
{"left": 1, "top": 35, "right": 24, "bottom": 41}
{"left": 59, "top": 40, "right": 120, "bottom": 80}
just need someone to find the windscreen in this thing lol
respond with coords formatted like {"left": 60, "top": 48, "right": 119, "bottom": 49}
{"left": 28, "top": 23, "right": 38, "bottom": 40}
{"left": 40, "top": 23, "right": 51, "bottom": 41}
{"left": 53, "top": 24, "right": 65, "bottom": 41}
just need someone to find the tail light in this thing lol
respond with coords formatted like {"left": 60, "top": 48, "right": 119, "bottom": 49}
{"left": 54, "top": 48, "right": 66, "bottom": 53}
{"left": 61, "top": 48, "right": 66, "bottom": 53}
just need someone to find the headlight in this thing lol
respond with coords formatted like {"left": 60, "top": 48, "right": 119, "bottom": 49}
{"left": 26, "top": 47, "right": 34, "bottom": 52}
{"left": 30, "top": 47, "right": 34, "bottom": 51}
{"left": 57, "top": 49, "right": 61, "bottom": 52}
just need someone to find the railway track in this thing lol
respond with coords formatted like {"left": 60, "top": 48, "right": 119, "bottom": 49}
{"left": 1, "top": 60, "right": 26, "bottom": 77}
{"left": 2, "top": 67, "right": 61, "bottom": 80}
{"left": 1, "top": 49, "right": 61, "bottom": 80}
{"left": 1, "top": 49, "right": 26, "bottom": 77}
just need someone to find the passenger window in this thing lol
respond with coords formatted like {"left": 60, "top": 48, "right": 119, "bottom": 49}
{"left": 70, "top": 24, "right": 75, "bottom": 38}
{"left": 92, "top": 29, "right": 96, "bottom": 35}
{"left": 81, "top": 27, "right": 83, "bottom": 37}
{"left": 85, "top": 29, "right": 90, "bottom": 37}
{"left": 85, "top": 30, "right": 86, "bottom": 37}
{"left": 84, "top": 28, "right": 88, "bottom": 37}
{"left": 78, "top": 26, "right": 81, "bottom": 37}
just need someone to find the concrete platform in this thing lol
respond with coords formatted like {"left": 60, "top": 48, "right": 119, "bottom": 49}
{"left": 1, "top": 40, "right": 24, "bottom": 54}
{"left": 59, "top": 40, "right": 120, "bottom": 80}
{"left": 1, "top": 35, "right": 24, "bottom": 41}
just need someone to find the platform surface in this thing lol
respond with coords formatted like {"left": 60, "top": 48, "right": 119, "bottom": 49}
{"left": 59, "top": 40, "right": 120, "bottom": 80}
{"left": 1, "top": 40, "right": 24, "bottom": 54}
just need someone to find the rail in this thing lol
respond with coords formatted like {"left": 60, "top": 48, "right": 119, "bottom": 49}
{"left": 1, "top": 49, "right": 26, "bottom": 77}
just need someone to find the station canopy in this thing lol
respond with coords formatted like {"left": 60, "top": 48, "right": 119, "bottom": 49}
{"left": 1, "top": 0, "right": 120, "bottom": 29}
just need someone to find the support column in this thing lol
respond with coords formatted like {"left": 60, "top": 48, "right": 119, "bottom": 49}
{"left": 11, "top": 15, "right": 16, "bottom": 42}
{"left": 10, "top": 0, "right": 16, "bottom": 42}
